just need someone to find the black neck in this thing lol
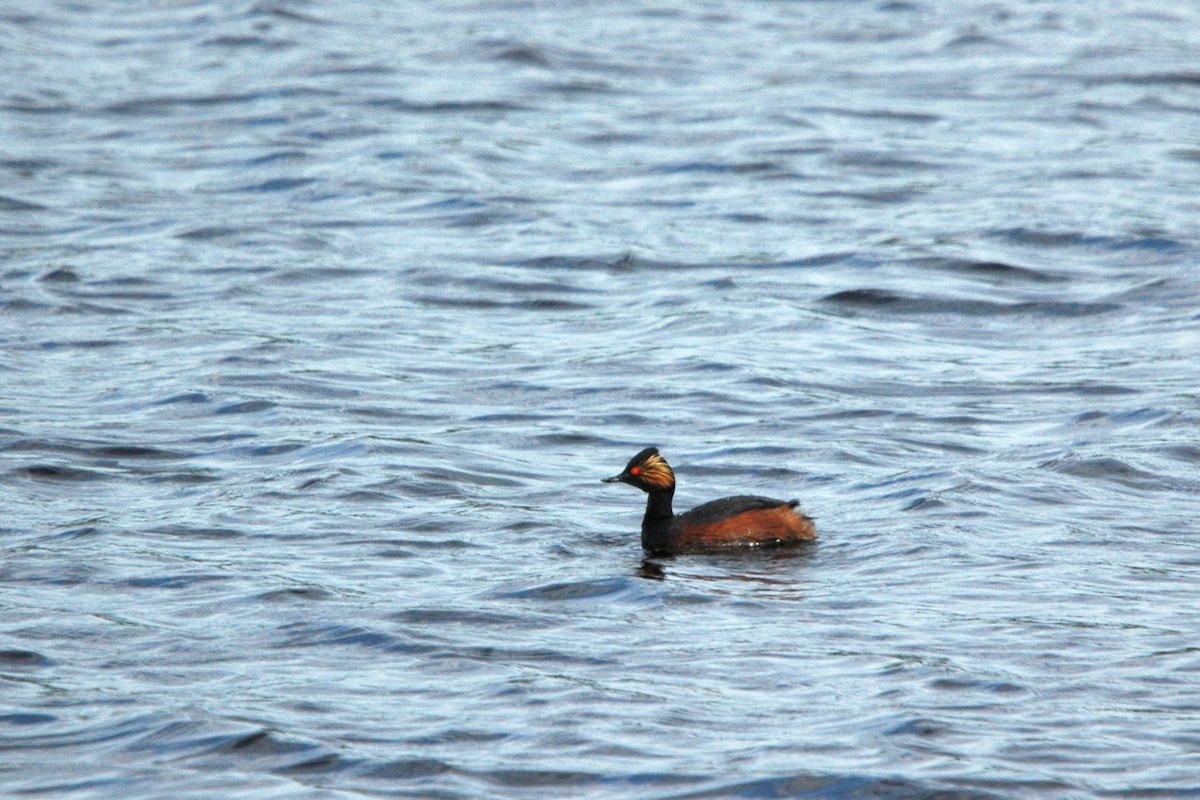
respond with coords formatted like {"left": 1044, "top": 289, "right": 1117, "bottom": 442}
{"left": 641, "top": 487, "right": 675, "bottom": 549}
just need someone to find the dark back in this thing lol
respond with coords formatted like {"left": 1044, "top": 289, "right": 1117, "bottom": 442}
{"left": 676, "top": 495, "right": 794, "bottom": 526}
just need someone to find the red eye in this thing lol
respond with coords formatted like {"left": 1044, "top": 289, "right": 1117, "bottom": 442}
{"left": 630, "top": 466, "right": 641, "bottom": 476}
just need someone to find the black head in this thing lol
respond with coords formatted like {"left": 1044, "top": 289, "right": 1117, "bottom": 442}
{"left": 602, "top": 447, "right": 676, "bottom": 493}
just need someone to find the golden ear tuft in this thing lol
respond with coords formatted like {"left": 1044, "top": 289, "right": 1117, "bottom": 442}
{"left": 637, "top": 452, "right": 675, "bottom": 488}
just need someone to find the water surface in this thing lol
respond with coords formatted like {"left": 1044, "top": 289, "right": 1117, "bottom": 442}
{"left": 2, "top": 1, "right": 1199, "bottom": 798}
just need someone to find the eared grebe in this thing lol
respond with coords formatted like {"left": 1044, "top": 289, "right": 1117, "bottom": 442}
{"left": 603, "top": 447, "right": 816, "bottom": 555}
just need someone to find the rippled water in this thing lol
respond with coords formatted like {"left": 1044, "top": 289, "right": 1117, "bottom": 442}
{"left": 3, "top": 1, "right": 1200, "bottom": 797}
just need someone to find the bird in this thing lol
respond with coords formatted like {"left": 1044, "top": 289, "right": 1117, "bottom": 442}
{"left": 602, "top": 447, "right": 816, "bottom": 555}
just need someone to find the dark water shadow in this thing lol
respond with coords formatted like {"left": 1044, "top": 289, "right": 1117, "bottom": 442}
{"left": 637, "top": 542, "right": 819, "bottom": 583}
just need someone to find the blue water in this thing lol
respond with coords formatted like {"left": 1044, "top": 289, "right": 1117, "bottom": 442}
{"left": 3, "top": 2, "right": 1199, "bottom": 798}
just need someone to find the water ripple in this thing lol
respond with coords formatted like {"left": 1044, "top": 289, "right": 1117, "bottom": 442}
{"left": 2, "top": 1, "right": 1198, "bottom": 797}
